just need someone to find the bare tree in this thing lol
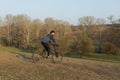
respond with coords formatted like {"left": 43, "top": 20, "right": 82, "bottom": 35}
{"left": 5, "top": 14, "right": 14, "bottom": 46}
{"left": 96, "top": 18, "right": 106, "bottom": 53}
{"left": 79, "top": 16, "right": 96, "bottom": 38}
{"left": 44, "top": 18, "right": 55, "bottom": 32}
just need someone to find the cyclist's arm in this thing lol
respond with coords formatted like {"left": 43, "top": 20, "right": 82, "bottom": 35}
{"left": 50, "top": 35, "right": 58, "bottom": 45}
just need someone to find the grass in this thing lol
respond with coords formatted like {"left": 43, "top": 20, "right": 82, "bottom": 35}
{"left": 84, "top": 53, "right": 120, "bottom": 62}
{"left": 0, "top": 46, "right": 22, "bottom": 53}
{"left": 64, "top": 53, "right": 120, "bottom": 63}
{"left": 1, "top": 45, "right": 120, "bottom": 62}
{"left": 0, "top": 46, "right": 120, "bottom": 80}
{"left": 0, "top": 45, "right": 32, "bottom": 54}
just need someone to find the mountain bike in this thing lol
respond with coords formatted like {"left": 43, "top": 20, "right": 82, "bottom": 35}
{"left": 32, "top": 45, "right": 63, "bottom": 63}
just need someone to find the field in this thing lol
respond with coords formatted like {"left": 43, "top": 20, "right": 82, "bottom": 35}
{"left": 65, "top": 53, "right": 120, "bottom": 63}
{"left": 0, "top": 46, "right": 120, "bottom": 80}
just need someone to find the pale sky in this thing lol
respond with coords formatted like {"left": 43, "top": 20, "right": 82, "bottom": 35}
{"left": 0, "top": 0, "right": 120, "bottom": 25}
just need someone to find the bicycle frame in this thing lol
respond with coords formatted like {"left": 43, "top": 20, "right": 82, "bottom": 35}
{"left": 32, "top": 44, "right": 63, "bottom": 63}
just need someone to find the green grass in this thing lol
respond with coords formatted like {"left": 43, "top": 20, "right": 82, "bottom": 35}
{"left": 0, "top": 46, "right": 31, "bottom": 54}
{"left": 0, "top": 46, "right": 21, "bottom": 52}
{"left": 84, "top": 54, "right": 120, "bottom": 62}
{"left": 65, "top": 53, "right": 120, "bottom": 63}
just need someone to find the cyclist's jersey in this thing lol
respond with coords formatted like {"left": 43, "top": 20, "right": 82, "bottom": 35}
{"left": 41, "top": 34, "right": 56, "bottom": 44}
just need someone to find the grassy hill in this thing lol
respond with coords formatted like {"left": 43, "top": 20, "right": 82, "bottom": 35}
{"left": 0, "top": 46, "right": 120, "bottom": 80}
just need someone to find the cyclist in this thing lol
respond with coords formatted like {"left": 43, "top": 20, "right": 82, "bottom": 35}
{"left": 41, "top": 30, "right": 58, "bottom": 58}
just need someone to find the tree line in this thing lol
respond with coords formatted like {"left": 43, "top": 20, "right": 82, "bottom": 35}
{"left": 0, "top": 14, "right": 72, "bottom": 52}
{"left": 0, "top": 14, "right": 120, "bottom": 55}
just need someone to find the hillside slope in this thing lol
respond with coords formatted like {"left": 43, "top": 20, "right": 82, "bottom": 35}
{"left": 0, "top": 48, "right": 120, "bottom": 80}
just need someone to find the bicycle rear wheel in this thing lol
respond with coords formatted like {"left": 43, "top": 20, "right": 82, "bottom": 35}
{"left": 32, "top": 50, "right": 43, "bottom": 63}
{"left": 51, "top": 52, "right": 63, "bottom": 63}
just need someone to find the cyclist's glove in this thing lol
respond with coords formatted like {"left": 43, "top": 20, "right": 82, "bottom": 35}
{"left": 56, "top": 44, "right": 59, "bottom": 47}
{"left": 53, "top": 43, "right": 59, "bottom": 47}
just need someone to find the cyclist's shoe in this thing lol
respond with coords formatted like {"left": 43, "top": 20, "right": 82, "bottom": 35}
{"left": 46, "top": 56, "right": 50, "bottom": 59}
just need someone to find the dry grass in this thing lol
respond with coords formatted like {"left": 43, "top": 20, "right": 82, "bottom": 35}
{"left": 0, "top": 49, "right": 120, "bottom": 80}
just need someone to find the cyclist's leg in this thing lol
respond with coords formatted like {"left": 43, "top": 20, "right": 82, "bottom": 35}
{"left": 41, "top": 42, "right": 50, "bottom": 57}
{"left": 44, "top": 44, "right": 50, "bottom": 56}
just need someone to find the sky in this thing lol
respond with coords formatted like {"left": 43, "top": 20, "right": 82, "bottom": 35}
{"left": 0, "top": 0, "right": 120, "bottom": 25}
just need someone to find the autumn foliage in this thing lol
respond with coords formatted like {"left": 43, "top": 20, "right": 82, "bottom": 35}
{"left": 0, "top": 14, "right": 120, "bottom": 55}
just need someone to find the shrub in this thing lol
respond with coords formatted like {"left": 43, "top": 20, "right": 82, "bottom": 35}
{"left": 102, "top": 42, "right": 120, "bottom": 55}
{"left": 69, "top": 32, "right": 94, "bottom": 55}
{"left": 0, "top": 37, "right": 9, "bottom": 46}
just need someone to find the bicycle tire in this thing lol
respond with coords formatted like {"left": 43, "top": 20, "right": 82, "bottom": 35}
{"left": 32, "top": 50, "right": 48, "bottom": 63}
{"left": 32, "top": 50, "right": 45, "bottom": 63}
{"left": 51, "top": 52, "right": 63, "bottom": 63}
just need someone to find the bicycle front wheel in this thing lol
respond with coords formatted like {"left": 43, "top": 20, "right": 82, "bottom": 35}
{"left": 51, "top": 52, "right": 63, "bottom": 63}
